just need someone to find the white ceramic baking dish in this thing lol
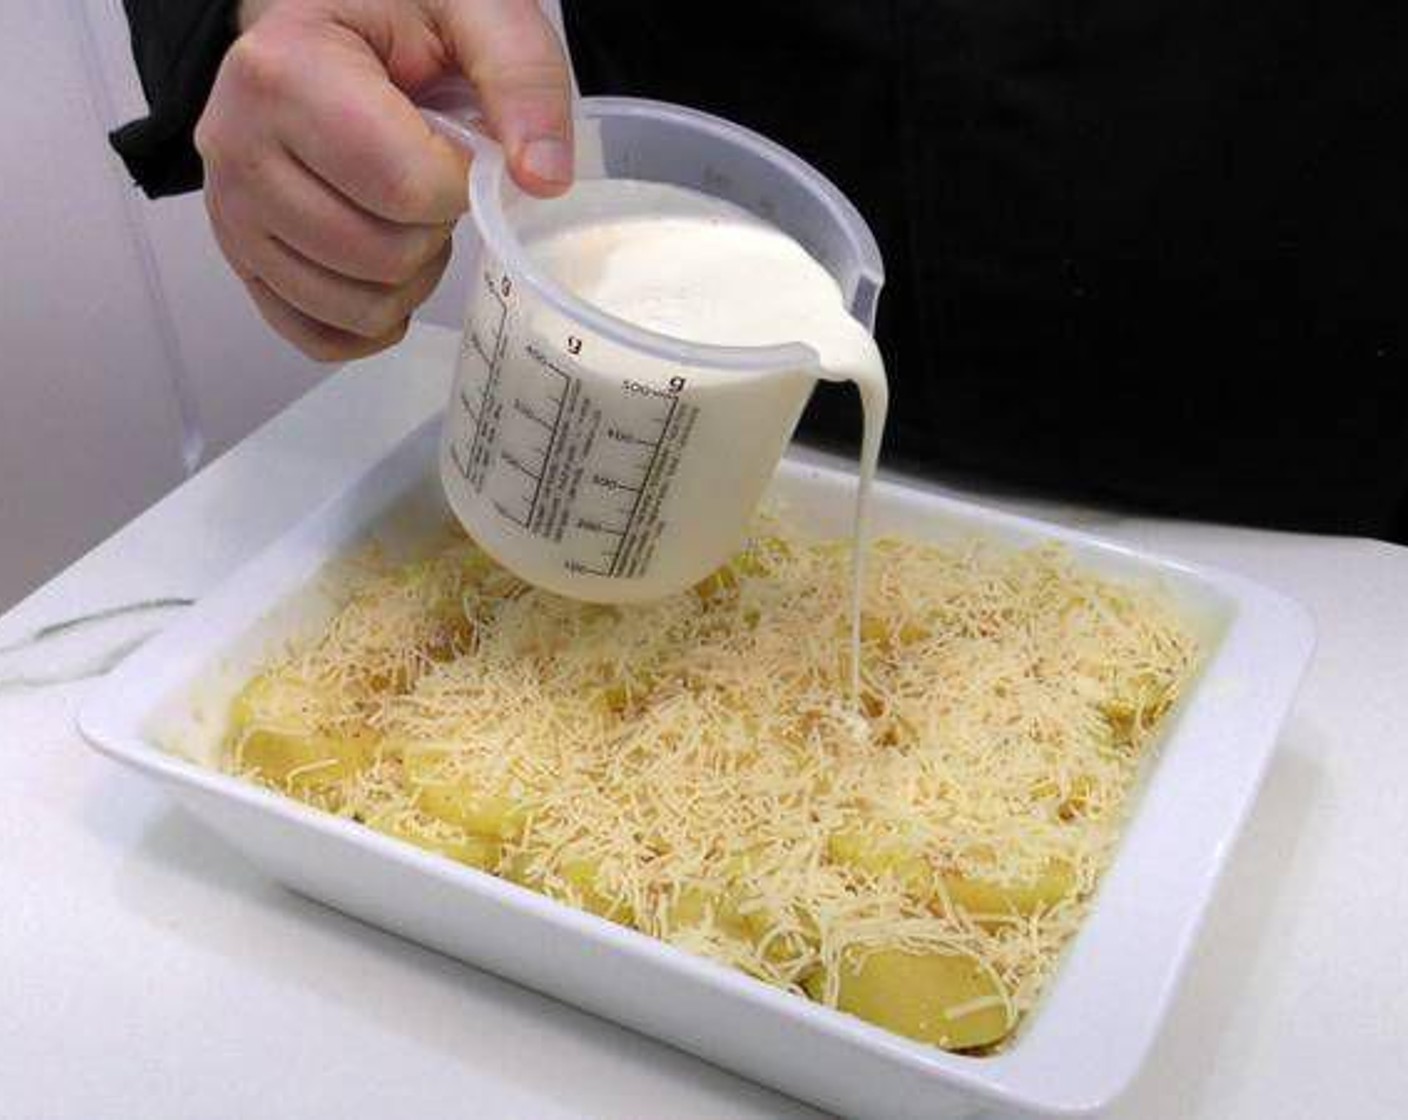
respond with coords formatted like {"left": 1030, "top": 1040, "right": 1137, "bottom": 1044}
{"left": 78, "top": 417, "right": 1313, "bottom": 1120}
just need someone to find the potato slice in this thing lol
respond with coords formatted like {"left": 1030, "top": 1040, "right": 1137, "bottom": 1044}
{"left": 1031, "top": 773, "right": 1102, "bottom": 819}
{"left": 236, "top": 728, "right": 373, "bottom": 791}
{"left": 668, "top": 885, "right": 751, "bottom": 942}
{"left": 859, "top": 614, "right": 931, "bottom": 648}
{"left": 827, "top": 830, "right": 934, "bottom": 898}
{"left": 939, "top": 860, "right": 1076, "bottom": 920}
{"left": 1101, "top": 673, "right": 1177, "bottom": 745}
{"left": 229, "top": 671, "right": 370, "bottom": 791}
{"left": 738, "top": 904, "right": 818, "bottom": 969}
{"left": 692, "top": 564, "right": 740, "bottom": 605}
{"left": 718, "top": 851, "right": 819, "bottom": 969}
{"left": 595, "top": 668, "right": 657, "bottom": 717}
{"left": 692, "top": 537, "right": 786, "bottom": 603}
{"left": 557, "top": 858, "right": 635, "bottom": 924}
{"left": 805, "top": 948, "right": 1010, "bottom": 1051}
{"left": 499, "top": 850, "right": 635, "bottom": 925}
{"left": 404, "top": 750, "right": 531, "bottom": 840}
{"left": 368, "top": 813, "right": 501, "bottom": 871}
{"left": 229, "top": 671, "right": 335, "bottom": 736}
{"left": 828, "top": 828, "right": 1075, "bottom": 921}
{"left": 416, "top": 781, "right": 528, "bottom": 840}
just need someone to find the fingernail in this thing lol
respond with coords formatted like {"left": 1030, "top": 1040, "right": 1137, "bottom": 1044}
{"left": 520, "top": 137, "right": 573, "bottom": 186}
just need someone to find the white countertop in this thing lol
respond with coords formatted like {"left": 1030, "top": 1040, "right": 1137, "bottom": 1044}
{"left": 3, "top": 324, "right": 1405, "bottom": 1120}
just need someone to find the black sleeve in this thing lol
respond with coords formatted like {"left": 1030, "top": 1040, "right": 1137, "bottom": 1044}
{"left": 109, "top": 0, "right": 240, "bottom": 198}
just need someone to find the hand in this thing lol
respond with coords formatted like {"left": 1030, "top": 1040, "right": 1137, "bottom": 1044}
{"left": 195, "top": 0, "right": 573, "bottom": 362}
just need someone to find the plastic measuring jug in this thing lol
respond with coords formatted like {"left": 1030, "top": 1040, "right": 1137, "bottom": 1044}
{"left": 420, "top": 81, "right": 884, "bottom": 603}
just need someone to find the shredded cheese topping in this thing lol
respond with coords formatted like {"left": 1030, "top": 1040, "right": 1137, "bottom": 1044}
{"left": 224, "top": 517, "right": 1196, "bottom": 1051}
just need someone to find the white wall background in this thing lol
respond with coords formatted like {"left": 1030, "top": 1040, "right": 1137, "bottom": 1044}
{"left": 0, "top": 0, "right": 553, "bottom": 612}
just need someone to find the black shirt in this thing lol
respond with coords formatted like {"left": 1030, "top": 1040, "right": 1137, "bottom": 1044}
{"left": 114, "top": 1, "right": 1408, "bottom": 539}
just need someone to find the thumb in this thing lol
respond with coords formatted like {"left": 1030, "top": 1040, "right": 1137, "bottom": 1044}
{"left": 434, "top": 0, "right": 574, "bottom": 196}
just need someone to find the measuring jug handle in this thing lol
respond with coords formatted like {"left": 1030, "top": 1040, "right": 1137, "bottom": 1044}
{"left": 416, "top": 77, "right": 496, "bottom": 157}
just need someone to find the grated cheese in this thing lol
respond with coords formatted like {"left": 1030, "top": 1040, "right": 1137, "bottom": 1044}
{"left": 223, "top": 515, "right": 1197, "bottom": 1052}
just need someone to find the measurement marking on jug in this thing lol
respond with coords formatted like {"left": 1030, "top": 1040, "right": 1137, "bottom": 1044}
{"left": 607, "top": 390, "right": 681, "bottom": 578}
{"left": 513, "top": 397, "right": 555, "bottom": 431}
{"left": 492, "top": 499, "right": 529, "bottom": 529}
{"left": 500, "top": 449, "right": 540, "bottom": 481}
{"left": 606, "top": 426, "right": 658, "bottom": 448}
{"left": 461, "top": 272, "right": 512, "bottom": 491}
{"left": 576, "top": 517, "right": 627, "bottom": 536}
{"left": 565, "top": 560, "right": 614, "bottom": 577}
{"left": 467, "top": 326, "right": 492, "bottom": 368}
{"left": 449, "top": 440, "right": 471, "bottom": 481}
{"left": 592, "top": 474, "right": 641, "bottom": 494}
{"left": 500, "top": 346, "right": 573, "bottom": 531}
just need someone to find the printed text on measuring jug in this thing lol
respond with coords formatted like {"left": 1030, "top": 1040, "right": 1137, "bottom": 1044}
{"left": 447, "top": 284, "right": 700, "bottom": 581}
